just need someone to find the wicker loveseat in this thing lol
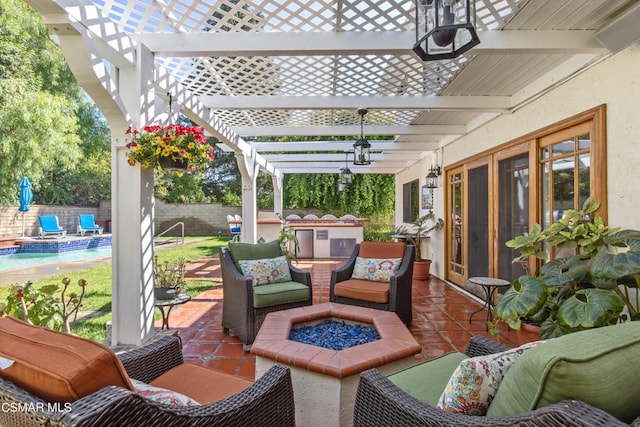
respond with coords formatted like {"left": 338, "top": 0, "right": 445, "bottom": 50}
{"left": 354, "top": 324, "right": 640, "bottom": 427}
{"left": 330, "top": 241, "right": 415, "bottom": 325}
{"left": 0, "top": 317, "right": 295, "bottom": 427}
{"left": 219, "top": 239, "right": 313, "bottom": 350}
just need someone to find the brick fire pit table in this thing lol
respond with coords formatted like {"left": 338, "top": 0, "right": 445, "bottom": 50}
{"left": 251, "top": 302, "right": 422, "bottom": 427}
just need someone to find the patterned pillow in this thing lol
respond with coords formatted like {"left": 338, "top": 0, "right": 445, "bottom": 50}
{"left": 238, "top": 255, "right": 292, "bottom": 286}
{"left": 131, "top": 379, "right": 200, "bottom": 406}
{"left": 436, "top": 340, "right": 545, "bottom": 416}
{"left": 351, "top": 257, "right": 402, "bottom": 282}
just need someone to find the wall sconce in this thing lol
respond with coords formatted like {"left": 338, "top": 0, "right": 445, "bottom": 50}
{"left": 425, "top": 165, "right": 442, "bottom": 189}
{"left": 413, "top": 0, "right": 480, "bottom": 61}
{"left": 353, "top": 109, "right": 372, "bottom": 165}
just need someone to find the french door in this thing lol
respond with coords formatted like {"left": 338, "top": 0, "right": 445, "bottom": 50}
{"left": 445, "top": 106, "right": 606, "bottom": 286}
{"left": 446, "top": 148, "right": 529, "bottom": 286}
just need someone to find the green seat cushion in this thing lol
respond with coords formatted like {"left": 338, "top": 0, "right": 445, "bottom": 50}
{"left": 252, "top": 281, "right": 310, "bottom": 308}
{"left": 487, "top": 321, "right": 640, "bottom": 423}
{"left": 228, "top": 239, "right": 281, "bottom": 270}
{"left": 388, "top": 351, "right": 467, "bottom": 406}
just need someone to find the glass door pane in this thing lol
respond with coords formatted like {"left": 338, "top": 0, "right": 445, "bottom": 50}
{"left": 498, "top": 154, "right": 529, "bottom": 282}
{"left": 449, "top": 172, "right": 464, "bottom": 280}
{"left": 468, "top": 165, "right": 488, "bottom": 277}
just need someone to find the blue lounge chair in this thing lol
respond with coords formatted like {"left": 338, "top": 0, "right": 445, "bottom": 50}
{"left": 227, "top": 214, "right": 241, "bottom": 242}
{"left": 77, "top": 214, "right": 103, "bottom": 236}
{"left": 38, "top": 215, "right": 67, "bottom": 239}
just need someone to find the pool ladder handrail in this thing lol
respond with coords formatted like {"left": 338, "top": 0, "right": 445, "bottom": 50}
{"left": 155, "top": 222, "right": 184, "bottom": 246}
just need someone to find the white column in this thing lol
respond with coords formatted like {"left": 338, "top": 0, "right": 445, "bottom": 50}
{"left": 110, "top": 44, "right": 157, "bottom": 346}
{"left": 236, "top": 152, "right": 259, "bottom": 243}
{"left": 110, "top": 143, "right": 155, "bottom": 346}
{"left": 272, "top": 174, "right": 284, "bottom": 217}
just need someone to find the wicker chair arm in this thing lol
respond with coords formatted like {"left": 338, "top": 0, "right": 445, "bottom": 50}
{"left": 118, "top": 335, "right": 184, "bottom": 383}
{"left": 354, "top": 369, "right": 628, "bottom": 427}
{"left": 219, "top": 247, "right": 253, "bottom": 308}
{"left": 330, "top": 244, "right": 360, "bottom": 286}
{"left": 464, "top": 335, "right": 511, "bottom": 357}
{"left": 289, "top": 263, "right": 312, "bottom": 286}
{"left": 24, "top": 365, "right": 295, "bottom": 427}
{"left": 391, "top": 245, "right": 414, "bottom": 280}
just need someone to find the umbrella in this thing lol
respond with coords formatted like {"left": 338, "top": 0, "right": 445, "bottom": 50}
{"left": 19, "top": 177, "right": 34, "bottom": 236}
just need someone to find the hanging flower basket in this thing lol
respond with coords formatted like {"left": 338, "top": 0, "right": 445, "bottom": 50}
{"left": 124, "top": 124, "right": 214, "bottom": 172}
{"left": 159, "top": 156, "right": 189, "bottom": 171}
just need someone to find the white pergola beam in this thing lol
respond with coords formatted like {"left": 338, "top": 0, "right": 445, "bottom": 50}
{"left": 235, "top": 125, "right": 464, "bottom": 137}
{"left": 201, "top": 95, "right": 511, "bottom": 111}
{"left": 251, "top": 141, "right": 440, "bottom": 152}
{"left": 262, "top": 152, "right": 421, "bottom": 162}
{"left": 274, "top": 166, "right": 402, "bottom": 174}
{"left": 135, "top": 30, "right": 605, "bottom": 57}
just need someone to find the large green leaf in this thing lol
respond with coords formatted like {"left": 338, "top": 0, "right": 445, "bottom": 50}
{"left": 557, "top": 289, "right": 624, "bottom": 328}
{"left": 591, "top": 230, "right": 640, "bottom": 279}
{"left": 539, "top": 317, "right": 578, "bottom": 340}
{"left": 494, "top": 276, "right": 547, "bottom": 322}
{"left": 539, "top": 256, "right": 589, "bottom": 287}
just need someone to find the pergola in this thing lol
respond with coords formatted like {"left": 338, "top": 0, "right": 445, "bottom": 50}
{"left": 25, "top": 0, "right": 640, "bottom": 345}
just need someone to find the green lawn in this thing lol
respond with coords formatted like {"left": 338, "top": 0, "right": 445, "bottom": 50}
{"left": 1, "top": 236, "right": 229, "bottom": 343}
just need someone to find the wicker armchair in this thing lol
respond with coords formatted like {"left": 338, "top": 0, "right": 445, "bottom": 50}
{"left": 330, "top": 242, "right": 415, "bottom": 325}
{"left": 219, "top": 246, "right": 313, "bottom": 350}
{"left": 0, "top": 335, "right": 295, "bottom": 427}
{"left": 353, "top": 336, "right": 630, "bottom": 427}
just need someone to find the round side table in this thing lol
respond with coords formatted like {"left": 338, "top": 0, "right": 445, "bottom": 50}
{"left": 468, "top": 277, "right": 511, "bottom": 331}
{"left": 154, "top": 293, "right": 191, "bottom": 329}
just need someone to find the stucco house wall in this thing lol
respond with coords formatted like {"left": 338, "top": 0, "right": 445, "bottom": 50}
{"left": 397, "top": 42, "right": 640, "bottom": 280}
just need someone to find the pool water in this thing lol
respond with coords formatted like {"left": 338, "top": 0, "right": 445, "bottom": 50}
{"left": 0, "top": 246, "right": 112, "bottom": 272}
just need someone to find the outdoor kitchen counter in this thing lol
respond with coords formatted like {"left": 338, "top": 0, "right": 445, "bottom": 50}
{"left": 286, "top": 218, "right": 368, "bottom": 258}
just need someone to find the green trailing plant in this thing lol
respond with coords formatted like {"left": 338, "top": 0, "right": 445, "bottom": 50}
{"left": 0, "top": 278, "right": 88, "bottom": 334}
{"left": 492, "top": 198, "right": 640, "bottom": 339}
{"left": 393, "top": 210, "right": 444, "bottom": 261}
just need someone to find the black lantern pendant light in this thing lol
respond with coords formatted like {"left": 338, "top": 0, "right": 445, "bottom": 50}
{"left": 353, "top": 109, "right": 371, "bottom": 166}
{"left": 425, "top": 165, "right": 442, "bottom": 189}
{"left": 413, "top": 0, "right": 480, "bottom": 61}
{"left": 341, "top": 152, "right": 353, "bottom": 185}
{"left": 338, "top": 152, "right": 353, "bottom": 192}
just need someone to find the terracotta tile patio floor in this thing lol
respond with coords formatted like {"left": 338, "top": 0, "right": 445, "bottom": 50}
{"left": 160, "top": 255, "right": 537, "bottom": 382}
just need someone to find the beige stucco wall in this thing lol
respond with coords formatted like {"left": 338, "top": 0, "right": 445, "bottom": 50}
{"left": 397, "top": 41, "right": 640, "bottom": 279}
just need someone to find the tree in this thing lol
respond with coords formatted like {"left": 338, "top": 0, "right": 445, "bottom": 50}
{"left": 0, "top": 0, "right": 83, "bottom": 204}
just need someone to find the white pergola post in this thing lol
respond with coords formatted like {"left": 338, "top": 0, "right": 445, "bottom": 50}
{"left": 273, "top": 174, "right": 284, "bottom": 216}
{"left": 236, "top": 152, "right": 260, "bottom": 243}
{"left": 110, "top": 44, "right": 157, "bottom": 346}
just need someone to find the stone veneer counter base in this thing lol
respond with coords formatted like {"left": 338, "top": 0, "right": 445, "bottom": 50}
{"left": 251, "top": 302, "right": 422, "bottom": 427}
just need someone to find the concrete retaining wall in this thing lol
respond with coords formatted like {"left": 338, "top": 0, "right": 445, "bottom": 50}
{"left": 0, "top": 205, "right": 101, "bottom": 239}
{"left": 0, "top": 200, "right": 325, "bottom": 239}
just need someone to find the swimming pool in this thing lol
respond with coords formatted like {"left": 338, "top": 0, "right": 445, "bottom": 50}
{"left": 0, "top": 246, "right": 112, "bottom": 272}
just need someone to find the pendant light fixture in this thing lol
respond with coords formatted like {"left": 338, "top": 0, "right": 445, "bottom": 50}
{"left": 353, "top": 109, "right": 372, "bottom": 166}
{"left": 338, "top": 151, "right": 353, "bottom": 192}
{"left": 424, "top": 165, "right": 442, "bottom": 189}
{"left": 413, "top": 0, "right": 480, "bottom": 61}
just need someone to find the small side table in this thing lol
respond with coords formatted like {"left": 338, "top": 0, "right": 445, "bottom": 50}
{"left": 468, "top": 277, "right": 511, "bottom": 331}
{"left": 154, "top": 294, "right": 191, "bottom": 329}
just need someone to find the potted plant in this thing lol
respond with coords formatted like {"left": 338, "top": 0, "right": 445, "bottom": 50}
{"left": 124, "top": 124, "right": 214, "bottom": 172}
{"left": 492, "top": 198, "right": 640, "bottom": 339}
{"left": 153, "top": 256, "right": 188, "bottom": 300}
{"left": 394, "top": 210, "right": 444, "bottom": 280}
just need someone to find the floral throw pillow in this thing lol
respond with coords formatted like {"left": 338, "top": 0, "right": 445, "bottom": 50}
{"left": 436, "top": 340, "right": 545, "bottom": 416}
{"left": 131, "top": 379, "right": 200, "bottom": 406}
{"left": 238, "top": 255, "right": 292, "bottom": 286}
{"left": 351, "top": 257, "right": 402, "bottom": 282}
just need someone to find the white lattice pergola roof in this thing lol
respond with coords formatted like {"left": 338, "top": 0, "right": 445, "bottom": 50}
{"left": 51, "top": 0, "right": 640, "bottom": 175}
